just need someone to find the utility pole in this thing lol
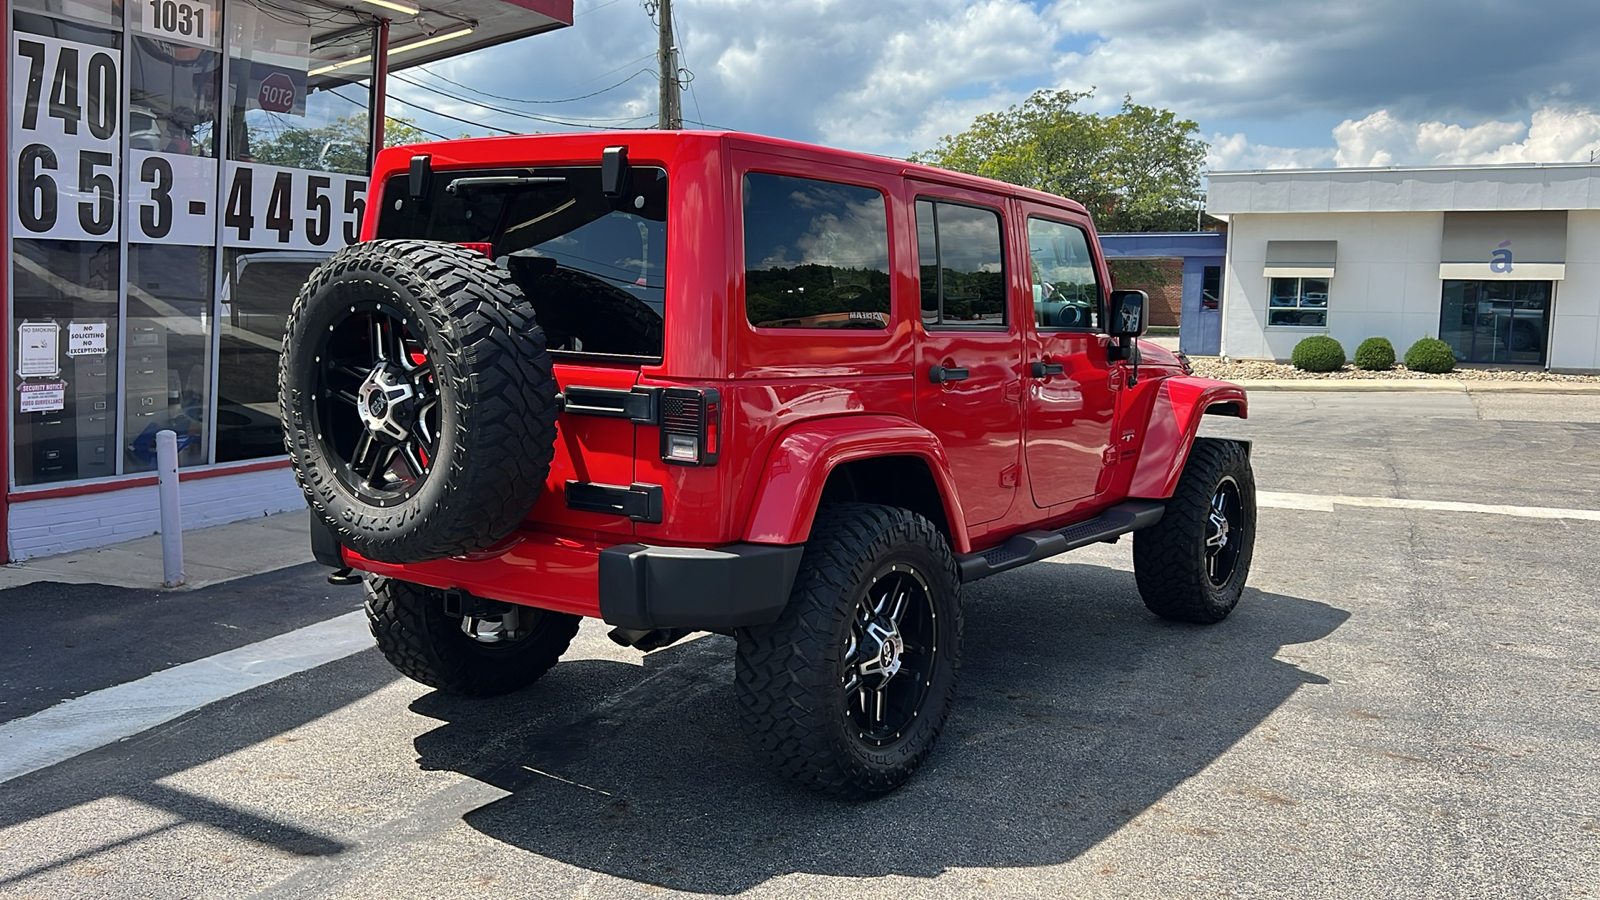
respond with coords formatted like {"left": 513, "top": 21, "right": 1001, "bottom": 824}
{"left": 653, "top": 0, "right": 682, "bottom": 129}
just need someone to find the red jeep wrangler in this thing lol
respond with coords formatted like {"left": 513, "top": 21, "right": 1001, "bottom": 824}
{"left": 280, "top": 131, "right": 1254, "bottom": 798}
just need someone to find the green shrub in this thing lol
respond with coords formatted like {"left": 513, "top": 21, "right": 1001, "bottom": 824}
{"left": 1291, "top": 335, "right": 1346, "bottom": 372}
{"left": 1403, "top": 337, "right": 1457, "bottom": 374}
{"left": 1353, "top": 336, "right": 1396, "bottom": 371}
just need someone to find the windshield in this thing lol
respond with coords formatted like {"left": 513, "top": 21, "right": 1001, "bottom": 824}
{"left": 376, "top": 164, "right": 668, "bottom": 360}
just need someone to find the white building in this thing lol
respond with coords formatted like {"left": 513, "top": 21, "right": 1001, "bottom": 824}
{"left": 1206, "top": 164, "right": 1600, "bottom": 371}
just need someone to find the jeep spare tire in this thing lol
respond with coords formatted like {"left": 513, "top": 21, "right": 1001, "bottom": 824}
{"left": 280, "top": 240, "right": 559, "bottom": 564}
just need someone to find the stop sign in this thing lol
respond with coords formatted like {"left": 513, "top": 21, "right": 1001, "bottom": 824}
{"left": 258, "top": 72, "right": 296, "bottom": 113}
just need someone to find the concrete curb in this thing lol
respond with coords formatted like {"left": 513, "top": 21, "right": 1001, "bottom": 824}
{"left": 1230, "top": 378, "right": 1600, "bottom": 394}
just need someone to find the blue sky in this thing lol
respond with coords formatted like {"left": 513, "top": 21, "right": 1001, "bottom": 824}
{"left": 388, "top": 0, "right": 1600, "bottom": 171}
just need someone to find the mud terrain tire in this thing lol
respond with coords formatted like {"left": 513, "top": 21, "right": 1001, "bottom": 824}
{"left": 1132, "top": 437, "right": 1256, "bottom": 623}
{"left": 281, "top": 240, "right": 559, "bottom": 564}
{"left": 735, "top": 504, "right": 962, "bottom": 798}
{"left": 366, "top": 577, "right": 581, "bottom": 697}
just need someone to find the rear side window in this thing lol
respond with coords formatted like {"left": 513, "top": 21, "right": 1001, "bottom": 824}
{"left": 1028, "top": 218, "right": 1102, "bottom": 331}
{"left": 743, "top": 173, "right": 891, "bottom": 329}
{"left": 916, "top": 200, "right": 1006, "bottom": 328}
{"left": 377, "top": 165, "right": 668, "bottom": 359}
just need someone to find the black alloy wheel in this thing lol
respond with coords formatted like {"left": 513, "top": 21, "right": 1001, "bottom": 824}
{"left": 1205, "top": 475, "right": 1245, "bottom": 588}
{"left": 842, "top": 563, "right": 940, "bottom": 747}
{"left": 317, "top": 301, "right": 440, "bottom": 505}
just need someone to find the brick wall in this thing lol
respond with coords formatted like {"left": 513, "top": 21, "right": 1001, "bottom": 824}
{"left": 1111, "top": 258, "right": 1185, "bottom": 327}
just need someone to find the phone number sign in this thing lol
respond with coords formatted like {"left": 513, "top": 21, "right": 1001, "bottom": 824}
{"left": 10, "top": 31, "right": 121, "bottom": 243}
{"left": 220, "top": 162, "right": 366, "bottom": 251}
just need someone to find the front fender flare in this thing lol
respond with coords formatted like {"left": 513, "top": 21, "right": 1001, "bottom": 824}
{"left": 1128, "top": 377, "right": 1250, "bottom": 499}
{"left": 741, "top": 415, "right": 971, "bottom": 553}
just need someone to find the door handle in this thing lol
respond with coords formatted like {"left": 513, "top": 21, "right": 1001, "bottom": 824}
{"left": 1030, "top": 361, "right": 1065, "bottom": 378}
{"left": 928, "top": 365, "right": 969, "bottom": 384}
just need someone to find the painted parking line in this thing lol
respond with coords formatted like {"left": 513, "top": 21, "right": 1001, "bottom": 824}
{"left": 0, "top": 611, "right": 372, "bottom": 786}
{"left": 1259, "top": 490, "right": 1600, "bottom": 522}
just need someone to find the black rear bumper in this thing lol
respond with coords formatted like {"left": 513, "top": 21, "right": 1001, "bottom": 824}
{"left": 598, "top": 543, "right": 805, "bottom": 631}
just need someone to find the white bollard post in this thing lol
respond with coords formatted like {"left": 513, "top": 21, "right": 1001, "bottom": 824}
{"left": 156, "top": 429, "right": 185, "bottom": 588}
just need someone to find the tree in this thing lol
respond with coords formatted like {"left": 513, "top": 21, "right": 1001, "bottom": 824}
{"left": 913, "top": 89, "right": 1207, "bottom": 233}
{"left": 248, "top": 115, "right": 451, "bottom": 174}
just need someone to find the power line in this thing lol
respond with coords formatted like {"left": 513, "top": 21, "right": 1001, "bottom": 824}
{"left": 390, "top": 71, "right": 651, "bottom": 129}
{"left": 409, "top": 64, "right": 653, "bottom": 106}
{"left": 576, "top": 0, "right": 624, "bottom": 17}
{"left": 565, "top": 52, "right": 658, "bottom": 91}
{"left": 385, "top": 95, "right": 519, "bottom": 135}
{"left": 388, "top": 115, "right": 451, "bottom": 142}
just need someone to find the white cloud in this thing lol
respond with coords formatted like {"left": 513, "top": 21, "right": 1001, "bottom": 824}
{"left": 1209, "top": 107, "right": 1600, "bottom": 172}
{"left": 1331, "top": 108, "right": 1600, "bottom": 167}
{"left": 402, "top": 0, "right": 1600, "bottom": 168}
{"left": 1207, "top": 133, "right": 1334, "bottom": 171}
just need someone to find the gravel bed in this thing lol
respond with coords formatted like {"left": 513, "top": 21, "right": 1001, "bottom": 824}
{"left": 1187, "top": 358, "right": 1600, "bottom": 382}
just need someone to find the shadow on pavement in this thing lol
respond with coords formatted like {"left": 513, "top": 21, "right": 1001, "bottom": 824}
{"left": 409, "top": 562, "right": 1349, "bottom": 894}
{"left": 0, "top": 650, "right": 398, "bottom": 882}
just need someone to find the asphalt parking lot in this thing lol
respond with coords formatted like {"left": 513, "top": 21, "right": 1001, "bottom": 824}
{"left": 2, "top": 390, "right": 1597, "bottom": 899}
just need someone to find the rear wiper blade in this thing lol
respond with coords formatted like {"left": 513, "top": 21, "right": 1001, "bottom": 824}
{"left": 445, "top": 175, "right": 567, "bottom": 194}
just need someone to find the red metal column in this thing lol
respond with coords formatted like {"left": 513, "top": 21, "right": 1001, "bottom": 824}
{"left": 2, "top": 1, "right": 13, "bottom": 561}
{"left": 372, "top": 19, "right": 390, "bottom": 163}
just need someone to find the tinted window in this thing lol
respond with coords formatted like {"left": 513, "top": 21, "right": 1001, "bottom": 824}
{"left": 378, "top": 165, "right": 668, "bottom": 358}
{"left": 743, "top": 174, "right": 891, "bottom": 329}
{"left": 1028, "top": 218, "right": 1102, "bottom": 331}
{"left": 916, "top": 200, "right": 1006, "bottom": 328}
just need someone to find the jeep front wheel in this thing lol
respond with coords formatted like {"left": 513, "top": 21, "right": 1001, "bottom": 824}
{"left": 1132, "top": 437, "right": 1256, "bottom": 623}
{"left": 734, "top": 504, "right": 962, "bottom": 798}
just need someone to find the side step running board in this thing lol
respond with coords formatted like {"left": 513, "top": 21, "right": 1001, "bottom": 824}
{"left": 954, "top": 500, "right": 1166, "bottom": 583}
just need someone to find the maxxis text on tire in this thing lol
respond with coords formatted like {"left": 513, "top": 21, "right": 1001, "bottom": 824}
{"left": 1132, "top": 437, "right": 1256, "bottom": 624}
{"left": 366, "top": 577, "right": 581, "bottom": 697}
{"left": 734, "top": 503, "right": 963, "bottom": 798}
{"left": 280, "top": 240, "right": 559, "bottom": 564}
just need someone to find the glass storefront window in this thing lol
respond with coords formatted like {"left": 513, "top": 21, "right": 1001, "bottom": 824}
{"left": 7, "top": 0, "right": 379, "bottom": 487}
{"left": 125, "top": 245, "right": 211, "bottom": 470}
{"left": 214, "top": 1, "right": 375, "bottom": 462}
{"left": 1439, "top": 280, "right": 1551, "bottom": 365}
{"left": 11, "top": 240, "right": 121, "bottom": 485}
{"left": 226, "top": 2, "right": 373, "bottom": 175}
{"left": 10, "top": 14, "right": 122, "bottom": 486}
{"left": 216, "top": 247, "right": 321, "bottom": 462}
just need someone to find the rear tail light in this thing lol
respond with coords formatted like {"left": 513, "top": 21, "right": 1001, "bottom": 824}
{"left": 660, "top": 388, "right": 720, "bottom": 466}
{"left": 458, "top": 242, "right": 494, "bottom": 259}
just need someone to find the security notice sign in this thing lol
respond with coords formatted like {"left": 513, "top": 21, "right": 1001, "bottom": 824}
{"left": 10, "top": 30, "right": 122, "bottom": 243}
{"left": 19, "top": 381, "right": 66, "bottom": 414}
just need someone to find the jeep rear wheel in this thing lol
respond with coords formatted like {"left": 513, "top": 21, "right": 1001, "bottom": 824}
{"left": 1132, "top": 437, "right": 1256, "bottom": 623}
{"left": 280, "top": 240, "right": 559, "bottom": 564}
{"left": 366, "top": 577, "right": 581, "bottom": 697}
{"left": 734, "top": 504, "right": 962, "bottom": 798}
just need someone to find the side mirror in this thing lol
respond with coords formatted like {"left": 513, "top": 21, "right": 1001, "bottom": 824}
{"left": 1108, "top": 290, "right": 1148, "bottom": 338}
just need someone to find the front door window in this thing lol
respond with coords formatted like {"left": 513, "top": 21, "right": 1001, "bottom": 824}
{"left": 1439, "top": 280, "right": 1550, "bottom": 365}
